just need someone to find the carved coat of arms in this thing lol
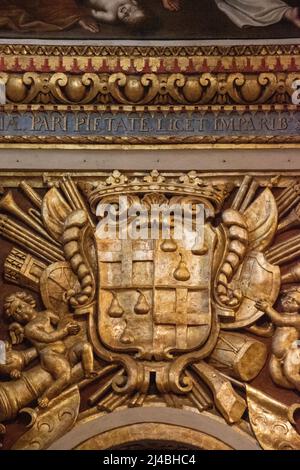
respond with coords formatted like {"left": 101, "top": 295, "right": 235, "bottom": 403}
{"left": 0, "top": 170, "right": 300, "bottom": 450}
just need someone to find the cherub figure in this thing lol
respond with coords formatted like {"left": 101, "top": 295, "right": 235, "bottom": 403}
{"left": 4, "top": 291, "right": 97, "bottom": 408}
{"left": 256, "top": 289, "right": 300, "bottom": 391}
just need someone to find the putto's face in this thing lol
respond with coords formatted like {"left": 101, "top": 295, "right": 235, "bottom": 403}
{"left": 117, "top": 1, "right": 141, "bottom": 23}
{"left": 11, "top": 299, "right": 35, "bottom": 323}
{"left": 281, "top": 294, "right": 300, "bottom": 313}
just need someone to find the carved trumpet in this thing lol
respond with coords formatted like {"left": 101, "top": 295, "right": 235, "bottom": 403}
{"left": 60, "top": 175, "right": 94, "bottom": 227}
{"left": 281, "top": 261, "right": 300, "bottom": 284}
{"left": 277, "top": 201, "right": 300, "bottom": 233}
{"left": 278, "top": 195, "right": 300, "bottom": 219}
{"left": 0, "top": 190, "right": 59, "bottom": 246}
{"left": 0, "top": 215, "right": 64, "bottom": 264}
{"left": 277, "top": 184, "right": 300, "bottom": 219}
{"left": 240, "top": 180, "right": 259, "bottom": 213}
{"left": 231, "top": 175, "right": 253, "bottom": 211}
{"left": 276, "top": 186, "right": 294, "bottom": 205}
{"left": 266, "top": 234, "right": 300, "bottom": 265}
{"left": 19, "top": 181, "right": 42, "bottom": 209}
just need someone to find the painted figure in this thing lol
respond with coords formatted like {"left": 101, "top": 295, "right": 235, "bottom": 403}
{"left": 0, "top": 0, "right": 99, "bottom": 32}
{"left": 214, "top": 0, "right": 300, "bottom": 29}
{"left": 89, "top": 0, "right": 185, "bottom": 29}
{"left": 89, "top": 0, "right": 158, "bottom": 29}
{"left": 162, "top": 0, "right": 300, "bottom": 29}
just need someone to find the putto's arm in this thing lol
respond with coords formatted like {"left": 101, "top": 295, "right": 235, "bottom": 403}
{"left": 267, "top": 309, "right": 300, "bottom": 327}
{"left": 25, "top": 325, "right": 69, "bottom": 343}
{"left": 256, "top": 300, "right": 300, "bottom": 327}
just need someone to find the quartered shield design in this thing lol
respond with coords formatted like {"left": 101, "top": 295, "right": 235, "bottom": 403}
{"left": 95, "top": 224, "right": 216, "bottom": 358}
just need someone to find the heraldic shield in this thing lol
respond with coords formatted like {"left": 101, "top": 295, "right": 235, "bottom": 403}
{"left": 5, "top": 170, "right": 300, "bottom": 451}
{"left": 96, "top": 223, "right": 216, "bottom": 359}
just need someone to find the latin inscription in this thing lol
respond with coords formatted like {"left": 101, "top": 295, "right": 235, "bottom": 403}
{"left": 0, "top": 111, "right": 298, "bottom": 137}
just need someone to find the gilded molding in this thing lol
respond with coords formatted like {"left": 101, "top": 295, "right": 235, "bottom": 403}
{"left": 0, "top": 43, "right": 298, "bottom": 146}
{"left": 0, "top": 135, "right": 299, "bottom": 146}
{"left": 0, "top": 43, "right": 300, "bottom": 58}
{"left": 0, "top": 72, "right": 298, "bottom": 106}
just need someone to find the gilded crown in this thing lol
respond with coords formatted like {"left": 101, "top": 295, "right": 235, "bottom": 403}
{"left": 80, "top": 170, "right": 233, "bottom": 213}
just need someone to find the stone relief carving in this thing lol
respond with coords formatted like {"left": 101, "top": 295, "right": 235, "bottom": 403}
{"left": 0, "top": 170, "right": 299, "bottom": 450}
